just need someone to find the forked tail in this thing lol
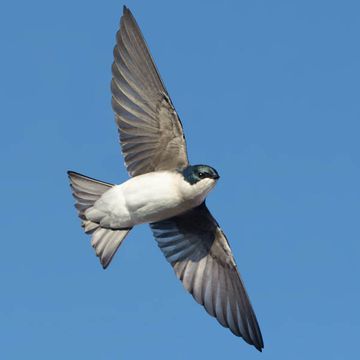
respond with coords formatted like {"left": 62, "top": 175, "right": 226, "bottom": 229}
{"left": 67, "top": 171, "right": 131, "bottom": 268}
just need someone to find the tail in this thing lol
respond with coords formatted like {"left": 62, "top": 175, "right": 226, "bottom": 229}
{"left": 67, "top": 171, "right": 131, "bottom": 269}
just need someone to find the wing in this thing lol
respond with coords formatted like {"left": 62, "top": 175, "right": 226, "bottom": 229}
{"left": 111, "top": 6, "right": 189, "bottom": 177}
{"left": 150, "top": 203, "right": 264, "bottom": 351}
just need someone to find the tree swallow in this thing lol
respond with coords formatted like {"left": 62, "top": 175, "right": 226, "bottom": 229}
{"left": 68, "top": 6, "right": 264, "bottom": 351}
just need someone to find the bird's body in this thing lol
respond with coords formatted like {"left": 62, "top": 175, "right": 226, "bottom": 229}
{"left": 85, "top": 170, "right": 218, "bottom": 229}
{"left": 68, "top": 6, "right": 264, "bottom": 351}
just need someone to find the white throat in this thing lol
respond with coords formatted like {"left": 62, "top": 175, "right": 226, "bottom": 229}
{"left": 178, "top": 176, "right": 217, "bottom": 207}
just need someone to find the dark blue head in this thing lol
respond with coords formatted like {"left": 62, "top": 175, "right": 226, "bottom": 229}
{"left": 181, "top": 165, "right": 220, "bottom": 185}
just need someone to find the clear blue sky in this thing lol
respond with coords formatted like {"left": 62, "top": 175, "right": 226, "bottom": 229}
{"left": 1, "top": 0, "right": 359, "bottom": 359}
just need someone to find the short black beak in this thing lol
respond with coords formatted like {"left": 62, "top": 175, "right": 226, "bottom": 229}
{"left": 213, "top": 173, "right": 220, "bottom": 180}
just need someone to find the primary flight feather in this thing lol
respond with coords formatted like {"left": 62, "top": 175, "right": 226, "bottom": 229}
{"left": 68, "top": 6, "right": 264, "bottom": 351}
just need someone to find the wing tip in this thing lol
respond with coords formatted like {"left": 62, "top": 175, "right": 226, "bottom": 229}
{"left": 251, "top": 330, "right": 264, "bottom": 352}
{"left": 123, "top": 5, "right": 131, "bottom": 17}
{"left": 228, "top": 321, "right": 264, "bottom": 351}
{"left": 256, "top": 341, "right": 264, "bottom": 352}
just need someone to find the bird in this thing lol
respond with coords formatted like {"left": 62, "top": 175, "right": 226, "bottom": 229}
{"left": 67, "top": 6, "right": 264, "bottom": 352}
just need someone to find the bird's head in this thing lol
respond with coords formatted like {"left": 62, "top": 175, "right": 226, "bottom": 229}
{"left": 181, "top": 164, "right": 220, "bottom": 185}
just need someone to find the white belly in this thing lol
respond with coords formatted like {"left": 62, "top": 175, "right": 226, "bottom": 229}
{"left": 85, "top": 171, "right": 216, "bottom": 229}
{"left": 122, "top": 172, "right": 187, "bottom": 224}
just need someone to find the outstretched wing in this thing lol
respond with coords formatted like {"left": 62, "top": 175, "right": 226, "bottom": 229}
{"left": 150, "top": 203, "right": 264, "bottom": 351}
{"left": 111, "top": 7, "right": 189, "bottom": 177}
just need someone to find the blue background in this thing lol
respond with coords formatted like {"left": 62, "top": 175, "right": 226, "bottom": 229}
{"left": 1, "top": 0, "right": 359, "bottom": 358}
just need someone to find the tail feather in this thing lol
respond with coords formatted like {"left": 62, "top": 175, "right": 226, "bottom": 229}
{"left": 68, "top": 171, "right": 131, "bottom": 268}
{"left": 91, "top": 227, "right": 130, "bottom": 268}
{"left": 68, "top": 171, "right": 113, "bottom": 219}
{"left": 83, "top": 220, "right": 99, "bottom": 234}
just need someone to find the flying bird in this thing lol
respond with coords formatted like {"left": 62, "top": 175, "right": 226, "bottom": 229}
{"left": 68, "top": 6, "right": 264, "bottom": 351}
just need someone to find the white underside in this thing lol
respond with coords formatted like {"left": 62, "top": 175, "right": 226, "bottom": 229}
{"left": 85, "top": 171, "right": 217, "bottom": 229}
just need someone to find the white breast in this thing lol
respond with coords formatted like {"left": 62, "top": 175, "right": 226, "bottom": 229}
{"left": 86, "top": 171, "right": 217, "bottom": 228}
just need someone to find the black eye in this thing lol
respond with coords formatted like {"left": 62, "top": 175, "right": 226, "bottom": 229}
{"left": 198, "top": 172, "right": 205, "bottom": 179}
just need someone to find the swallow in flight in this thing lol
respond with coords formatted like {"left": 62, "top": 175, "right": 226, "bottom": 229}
{"left": 68, "top": 6, "right": 263, "bottom": 351}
